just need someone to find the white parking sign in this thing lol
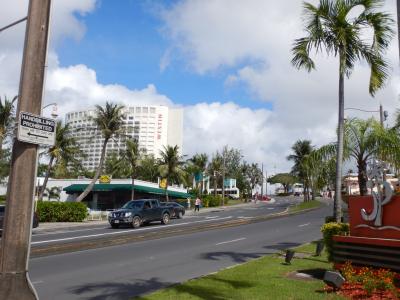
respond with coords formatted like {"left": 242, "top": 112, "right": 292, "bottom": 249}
{"left": 17, "top": 112, "right": 56, "bottom": 146}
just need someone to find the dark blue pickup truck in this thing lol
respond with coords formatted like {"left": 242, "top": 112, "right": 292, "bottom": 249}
{"left": 108, "top": 199, "right": 173, "bottom": 229}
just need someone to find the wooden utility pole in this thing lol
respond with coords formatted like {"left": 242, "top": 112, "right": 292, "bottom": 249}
{"left": 0, "top": 1, "right": 52, "bottom": 299}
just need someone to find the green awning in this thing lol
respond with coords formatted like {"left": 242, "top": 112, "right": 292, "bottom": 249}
{"left": 63, "top": 183, "right": 190, "bottom": 199}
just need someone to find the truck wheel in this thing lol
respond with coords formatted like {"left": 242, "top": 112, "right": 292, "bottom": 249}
{"left": 161, "top": 213, "right": 170, "bottom": 225}
{"left": 132, "top": 216, "right": 141, "bottom": 228}
{"left": 111, "top": 224, "right": 119, "bottom": 229}
{"left": 177, "top": 211, "right": 183, "bottom": 219}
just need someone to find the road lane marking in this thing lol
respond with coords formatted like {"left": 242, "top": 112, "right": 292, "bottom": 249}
{"left": 216, "top": 237, "right": 246, "bottom": 246}
{"left": 267, "top": 208, "right": 275, "bottom": 210}
{"left": 33, "top": 226, "right": 111, "bottom": 236}
{"left": 237, "top": 216, "right": 253, "bottom": 219}
{"left": 205, "top": 216, "right": 219, "bottom": 219}
{"left": 31, "top": 280, "right": 44, "bottom": 285}
{"left": 31, "top": 216, "right": 233, "bottom": 245}
{"left": 298, "top": 223, "right": 311, "bottom": 227}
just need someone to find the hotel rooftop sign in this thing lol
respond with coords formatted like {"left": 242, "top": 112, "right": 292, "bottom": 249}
{"left": 17, "top": 111, "right": 56, "bottom": 146}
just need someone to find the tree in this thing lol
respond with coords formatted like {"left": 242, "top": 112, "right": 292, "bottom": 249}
{"left": 76, "top": 102, "right": 124, "bottom": 202}
{"left": 137, "top": 154, "right": 159, "bottom": 182}
{"left": 119, "top": 139, "right": 143, "bottom": 201}
{"left": 292, "top": 0, "right": 394, "bottom": 219}
{"left": 268, "top": 173, "right": 297, "bottom": 194}
{"left": 246, "top": 163, "right": 263, "bottom": 195}
{"left": 158, "top": 145, "right": 186, "bottom": 202}
{"left": 38, "top": 121, "right": 81, "bottom": 200}
{"left": 287, "top": 140, "right": 313, "bottom": 201}
{"left": 105, "top": 152, "right": 128, "bottom": 178}
{"left": 0, "top": 95, "right": 17, "bottom": 155}
{"left": 208, "top": 153, "right": 223, "bottom": 196}
{"left": 189, "top": 153, "right": 208, "bottom": 194}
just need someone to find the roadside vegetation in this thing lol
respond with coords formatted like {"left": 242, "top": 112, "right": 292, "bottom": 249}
{"left": 135, "top": 243, "right": 344, "bottom": 300}
{"left": 289, "top": 200, "right": 321, "bottom": 213}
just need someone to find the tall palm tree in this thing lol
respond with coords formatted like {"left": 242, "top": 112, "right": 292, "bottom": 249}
{"left": 292, "top": 0, "right": 394, "bottom": 220}
{"left": 137, "top": 154, "right": 159, "bottom": 182}
{"left": 76, "top": 102, "right": 124, "bottom": 202}
{"left": 208, "top": 153, "right": 223, "bottom": 197}
{"left": 39, "top": 121, "right": 81, "bottom": 200}
{"left": 158, "top": 145, "right": 186, "bottom": 202}
{"left": 287, "top": 140, "right": 313, "bottom": 201}
{"left": 0, "top": 95, "right": 17, "bottom": 154}
{"left": 189, "top": 153, "right": 208, "bottom": 195}
{"left": 119, "top": 139, "right": 143, "bottom": 201}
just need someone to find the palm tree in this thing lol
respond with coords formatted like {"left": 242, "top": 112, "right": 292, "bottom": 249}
{"left": 0, "top": 95, "right": 17, "bottom": 154}
{"left": 189, "top": 153, "right": 208, "bottom": 195}
{"left": 38, "top": 121, "right": 81, "bottom": 200}
{"left": 158, "top": 145, "right": 186, "bottom": 202}
{"left": 344, "top": 118, "right": 399, "bottom": 195}
{"left": 292, "top": 0, "right": 394, "bottom": 220}
{"left": 208, "top": 153, "right": 223, "bottom": 197}
{"left": 119, "top": 139, "right": 143, "bottom": 201}
{"left": 76, "top": 102, "right": 124, "bottom": 202}
{"left": 287, "top": 140, "right": 313, "bottom": 201}
{"left": 137, "top": 154, "right": 159, "bottom": 182}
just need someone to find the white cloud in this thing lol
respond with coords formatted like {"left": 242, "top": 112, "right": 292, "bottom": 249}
{"left": 159, "top": 0, "right": 400, "bottom": 172}
{"left": 1, "top": 0, "right": 399, "bottom": 175}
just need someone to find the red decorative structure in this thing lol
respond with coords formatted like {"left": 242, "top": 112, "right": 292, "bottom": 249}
{"left": 332, "top": 160, "right": 400, "bottom": 271}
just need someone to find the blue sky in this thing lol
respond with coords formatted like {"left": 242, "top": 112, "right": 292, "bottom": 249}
{"left": 56, "top": 0, "right": 271, "bottom": 110}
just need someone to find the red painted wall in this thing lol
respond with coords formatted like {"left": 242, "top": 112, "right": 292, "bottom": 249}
{"left": 348, "top": 195, "right": 400, "bottom": 240}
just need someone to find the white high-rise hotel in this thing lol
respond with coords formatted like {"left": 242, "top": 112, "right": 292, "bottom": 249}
{"left": 65, "top": 105, "right": 183, "bottom": 171}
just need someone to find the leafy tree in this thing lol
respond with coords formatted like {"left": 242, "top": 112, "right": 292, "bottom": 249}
{"left": 0, "top": 95, "right": 17, "bottom": 155}
{"left": 287, "top": 140, "right": 314, "bottom": 201}
{"left": 76, "top": 102, "right": 124, "bottom": 202}
{"left": 246, "top": 163, "right": 263, "bottom": 194}
{"left": 39, "top": 121, "right": 81, "bottom": 200}
{"left": 105, "top": 152, "right": 128, "bottom": 178}
{"left": 0, "top": 148, "right": 11, "bottom": 183}
{"left": 158, "top": 145, "right": 186, "bottom": 201}
{"left": 137, "top": 154, "right": 159, "bottom": 182}
{"left": 268, "top": 173, "right": 297, "bottom": 193}
{"left": 292, "top": 0, "right": 394, "bottom": 219}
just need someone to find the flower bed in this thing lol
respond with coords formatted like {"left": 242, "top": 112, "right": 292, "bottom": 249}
{"left": 325, "top": 262, "right": 400, "bottom": 299}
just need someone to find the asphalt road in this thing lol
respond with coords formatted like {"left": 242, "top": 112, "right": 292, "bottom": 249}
{"left": 29, "top": 197, "right": 300, "bottom": 248}
{"left": 29, "top": 199, "right": 332, "bottom": 300}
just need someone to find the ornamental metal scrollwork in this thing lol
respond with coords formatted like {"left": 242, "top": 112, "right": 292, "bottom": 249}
{"left": 360, "top": 160, "right": 393, "bottom": 227}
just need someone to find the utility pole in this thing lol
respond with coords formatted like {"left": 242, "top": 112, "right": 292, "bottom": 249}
{"left": 221, "top": 149, "right": 226, "bottom": 206}
{"left": 0, "top": 1, "right": 52, "bottom": 299}
{"left": 261, "top": 163, "right": 264, "bottom": 198}
{"left": 379, "top": 104, "right": 384, "bottom": 127}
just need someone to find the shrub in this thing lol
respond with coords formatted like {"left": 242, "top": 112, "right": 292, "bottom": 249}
{"left": 202, "top": 195, "right": 222, "bottom": 207}
{"left": 37, "top": 201, "right": 88, "bottom": 222}
{"left": 320, "top": 222, "right": 349, "bottom": 261}
{"left": 325, "top": 216, "right": 336, "bottom": 223}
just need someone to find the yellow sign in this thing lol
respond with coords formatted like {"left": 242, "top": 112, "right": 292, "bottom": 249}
{"left": 159, "top": 178, "right": 167, "bottom": 189}
{"left": 99, "top": 175, "right": 111, "bottom": 184}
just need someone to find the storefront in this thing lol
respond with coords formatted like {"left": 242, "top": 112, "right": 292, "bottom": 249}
{"left": 63, "top": 183, "right": 191, "bottom": 210}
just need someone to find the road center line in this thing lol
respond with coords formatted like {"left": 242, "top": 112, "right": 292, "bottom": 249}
{"left": 215, "top": 237, "right": 246, "bottom": 246}
{"left": 31, "top": 216, "right": 233, "bottom": 245}
{"left": 298, "top": 222, "right": 311, "bottom": 227}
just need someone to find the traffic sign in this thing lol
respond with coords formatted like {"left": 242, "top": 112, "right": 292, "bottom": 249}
{"left": 17, "top": 111, "right": 56, "bottom": 146}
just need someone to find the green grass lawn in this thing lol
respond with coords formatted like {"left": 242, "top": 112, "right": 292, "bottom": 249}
{"left": 134, "top": 243, "right": 345, "bottom": 300}
{"left": 224, "top": 199, "right": 243, "bottom": 206}
{"left": 289, "top": 200, "right": 322, "bottom": 213}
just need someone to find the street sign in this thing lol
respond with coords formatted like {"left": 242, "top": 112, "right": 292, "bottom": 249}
{"left": 17, "top": 111, "right": 56, "bottom": 146}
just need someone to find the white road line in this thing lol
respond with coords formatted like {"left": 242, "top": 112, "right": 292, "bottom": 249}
{"left": 237, "top": 216, "right": 253, "bottom": 219}
{"left": 298, "top": 222, "right": 311, "bottom": 227}
{"left": 267, "top": 208, "right": 275, "bottom": 210}
{"left": 31, "top": 280, "right": 44, "bottom": 285}
{"left": 31, "top": 216, "right": 233, "bottom": 245}
{"left": 205, "top": 216, "right": 219, "bottom": 219}
{"left": 33, "top": 226, "right": 110, "bottom": 236}
{"left": 215, "top": 237, "right": 246, "bottom": 246}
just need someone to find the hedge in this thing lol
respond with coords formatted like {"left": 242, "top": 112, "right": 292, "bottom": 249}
{"left": 36, "top": 201, "right": 88, "bottom": 222}
{"left": 201, "top": 195, "right": 222, "bottom": 207}
{"left": 321, "top": 222, "right": 350, "bottom": 261}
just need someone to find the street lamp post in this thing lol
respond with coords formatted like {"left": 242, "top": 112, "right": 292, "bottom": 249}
{"left": 0, "top": 1, "right": 52, "bottom": 299}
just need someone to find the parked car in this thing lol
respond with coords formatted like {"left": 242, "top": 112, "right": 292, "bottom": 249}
{"left": 108, "top": 199, "right": 174, "bottom": 229}
{"left": 160, "top": 202, "right": 185, "bottom": 219}
{"left": 0, "top": 205, "right": 39, "bottom": 233}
